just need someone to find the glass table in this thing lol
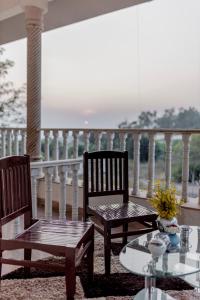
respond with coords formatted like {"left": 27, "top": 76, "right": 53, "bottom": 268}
{"left": 119, "top": 226, "right": 200, "bottom": 300}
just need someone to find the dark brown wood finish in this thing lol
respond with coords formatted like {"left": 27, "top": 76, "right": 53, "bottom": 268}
{"left": 0, "top": 155, "right": 94, "bottom": 300}
{"left": 83, "top": 150, "right": 157, "bottom": 275}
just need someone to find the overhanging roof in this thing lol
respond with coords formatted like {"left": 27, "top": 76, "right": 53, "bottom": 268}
{"left": 0, "top": 0, "right": 152, "bottom": 45}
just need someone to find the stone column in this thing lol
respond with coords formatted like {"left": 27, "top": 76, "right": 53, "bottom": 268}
{"left": 107, "top": 132, "right": 115, "bottom": 150}
{"left": 83, "top": 131, "right": 90, "bottom": 152}
{"left": 182, "top": 133, "right": 191, "bottom": 202}
{"left": 94, "top": 131, "right": 102, "bottom": 151}
{"left": 132, "top": 132, "right": 141, "bottom": 196}
{"left": 165, "top": 133, "right": 172, "bottom": 188}
{"left": 22, "top": 1, "right": 48, "bottom": 161}
{"left": 147, "top": 133, "right": 156, "bottom": 198}
{"left": 119, "top": 132, "right": 127, "bottom": 151}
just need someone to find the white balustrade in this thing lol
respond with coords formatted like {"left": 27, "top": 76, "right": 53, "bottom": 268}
{"left": 31, "top": 158, "right": 82, "bottom": 220}
{"left": 107, "top": 132, "right": 115, "bottom": 150}
{"left": 119, "top": 132, "right": 127, "bottom": 151}
{"left": 6, "top": 129, "right": 12, "bottom": 156}
{"left": 21, "top": 129, "right": 27, "bottom": 155}
{"left": 132, "top": 132, "right": 141, "bottom": 196}
{"left": 83, "top": 131, "right": 90, "bottom": 152}
{"left": 73, "top": 130, "right": 79, "bottom": 158}
{"left": 58, "top": 165, "right": 68, "bottom": 220}
{"left": 63, "top": 130, "right": 69, "bottom": 159}
{"left": 2, "top": 127, "right": 200, "bottom": 207}
{"left": 147, "top": 132, "right": 156, "bottom": 198}
{"left": 53, "top": 130, "right": 59, "bottom": 181}
{"left": 72, "top": 163, "right": 80, "bottom": 221}
{"left": 44, "top": 130, "right": 50, "bottom": 160}
{"left": 1, "top": 130, "right": 6, "bottom": 157}
{"left": 165, "top": 133, "right": 172, "bottom": 188}
{"left": 94, "top": 131, "right": 102, "bottom": 151}
{"left": 13, "top": 129, "right": 20, "bottom": 155}
{"left": 182, "top": 133, "right": 191, "bottom": 201}
{"left": 30, "top": 167, "right": 41, "bottom": 218}
{"left": 44, "top": 166, "right": 54, "bottom": 219}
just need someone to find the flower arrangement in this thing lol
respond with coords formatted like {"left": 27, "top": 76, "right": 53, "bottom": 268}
{"left": 149, "top": 182, "right": 184, "bottom": 220}
{"left": 150, "top": 182, "right": 184, "bottom": 236}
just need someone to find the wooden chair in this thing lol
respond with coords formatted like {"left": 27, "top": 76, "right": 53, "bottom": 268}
{"left": 0, "top": 155, "right": 94, "bottom": 300}
{"left": 83, "top": 150, "right": 157, "bottom": 275}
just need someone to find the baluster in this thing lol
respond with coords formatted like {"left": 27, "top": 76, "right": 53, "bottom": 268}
{"left": 107, "top": 132, "right": 115, "bottom": 150}
{"left": 53, "top": 130, "right": 59, "bottom": 181}
{"left": 43, "top": 166, "right": 54, "bottom": 219}
{"left": 14, "top": 129, "right": 19, "bottom": 155}
{"left": 21, "top": 130, "right": 27, "bottom": 155}
{"left": 63, "top": 130, "right": 69, "bottom": 159}
{"left": 58, "top": 165, "right": 68, "bottom": 220}
{"left": 31, "top": 168, "right": 40, "bottom": 218}
{"left": 147, "top": 133, "right": 156, "bottom": 198}
{"left": 72, "top": 163, "right": 80, "bottom": 221}
{"left": 94, "top": 131, "right": 102, "bottom": 151}
{"left": 119, "top": 132, "right": 127, "bottom": 151}
{"left": 165, "top": 133, "right": 172, "bottom": 188}
{"left": 199, "top": 188, "right": 200, "bottom": 205}
{"left": 7, "top": 129, "right": 12, "bottom": 156}
{"left": 83, "top": 131, "right": 90, "bottom": 152}
{"left": 1, "top": 129, "right": 6, "bottom": 157}
{"left": 132, "top": 132, "right": 141, "bottom": 196}
{"left": 73, "top": 130, "right": 79, "bottom": 158}
{"left": 182, "top": 133, "right": 191, "bottom": 202}
{"left": 44, "top": 130, "right": 50, "bottom": 161}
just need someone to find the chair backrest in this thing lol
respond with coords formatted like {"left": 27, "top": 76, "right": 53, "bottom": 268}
{"left": 83, "top": 151, "right": 129, "bottom": 216}
{"left": 0, "top": 155, "right": 32, "bottom": 226}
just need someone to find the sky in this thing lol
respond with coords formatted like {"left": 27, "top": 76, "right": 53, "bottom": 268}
{"left": 2, "top": 0, "right": 200, "bottom": 128}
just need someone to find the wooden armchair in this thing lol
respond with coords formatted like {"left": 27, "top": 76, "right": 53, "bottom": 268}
{"left": 0, "top": 155, "right": 94, "bottom": 300}
{"left": 83, "top": 150, "right": 157, "bottom": 275}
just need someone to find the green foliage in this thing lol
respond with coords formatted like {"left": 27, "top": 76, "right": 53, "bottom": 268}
{"left": 124, "top": 107, "right": 200, "bottom": 130}
{"left": 0, "top": 47, "right": 26, "bottom": 126}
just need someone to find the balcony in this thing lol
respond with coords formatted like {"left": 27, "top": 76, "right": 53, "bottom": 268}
{"left": 0, "top": 126, "right": 199, "bottom": 226}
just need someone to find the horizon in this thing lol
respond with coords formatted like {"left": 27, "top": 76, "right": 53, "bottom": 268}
{"left": 2, "top": 0, "right": 200, "bottom": 128}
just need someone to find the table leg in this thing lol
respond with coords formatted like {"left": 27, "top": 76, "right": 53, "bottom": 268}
{"left": 134, "top": 276, "right": 175, "bottom": 300}
{"left": 145, "top": 276, "right": 156, "bottom": 300}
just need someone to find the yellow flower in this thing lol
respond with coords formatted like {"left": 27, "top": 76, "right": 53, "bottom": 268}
{"left": 149, "top": 181, "right": 184, "bottom": 220}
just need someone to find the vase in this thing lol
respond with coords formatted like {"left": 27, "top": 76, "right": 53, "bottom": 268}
{"left": 157, "top": 217, "right": 178, "bottom": 233}
{"left": 168, "top": 233, "right": 180, "bottom": 248}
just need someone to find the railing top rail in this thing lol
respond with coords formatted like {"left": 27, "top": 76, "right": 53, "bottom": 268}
{"left": 2, "top": 127, "right": 200, "bottom": 134}
{"left": 40, "top": 128, "right": 200, "bottom": 134}
{"left": 31, "top": 158, "right": 82, "bottom": 168}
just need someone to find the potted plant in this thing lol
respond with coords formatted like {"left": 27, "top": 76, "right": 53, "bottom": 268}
{"left": 149, "top": 182, "right": 184, "bottom": 246}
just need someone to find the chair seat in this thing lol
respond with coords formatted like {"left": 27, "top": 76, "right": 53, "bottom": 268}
{"left": 15, "top": 220, "right": 93, "bottom": 249}
{"left": 88, "top": 202, "right": 157, "bottom": 222}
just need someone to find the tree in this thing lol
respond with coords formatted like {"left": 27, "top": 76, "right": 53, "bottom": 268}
{"left": 155, "top": 108, "right": 176, "bottom": 128}
{"left": 0, "top": 47, "right": 26, "bottom": 126}
{"left": 137, "top": 110, "right": 157, "bottom": 128}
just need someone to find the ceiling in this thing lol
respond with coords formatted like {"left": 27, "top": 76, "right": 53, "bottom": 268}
{"left": 0, "top": 0, "right": 153, "bottom": 45}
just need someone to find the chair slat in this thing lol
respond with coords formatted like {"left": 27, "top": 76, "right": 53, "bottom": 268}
{"left": 91, "top": 159, "right": 94, "bottom": 192}
{"left": 119, "top": 157, "right": 122, "bottom": 189}
{"left": 105, "top": 158, "right": 108, "bottom": 191}
{"left": 95, "top": 158, "right": 99, "bottom": 192}
{"left": 100, "top": 158, "right": 103, "bottom": 192}
{"left": 0, "top": 155, "right": 32, "bottom": 225}
{"left": 110, "top": 158, "right": 113, "bottom": 191}
{"left": 114, "top": 157, "right": 118, "bottom": 190}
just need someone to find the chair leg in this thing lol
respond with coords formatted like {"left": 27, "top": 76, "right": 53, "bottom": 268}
{"left": 104, "top": 225, "right": 111, "bottom": 276}
{"left": 0, "top": 250, "right": 2, "bottom": 281}
{"left": 87, "top": 233, "right": 94, "bottom": 281}
{"left": 122, "top": 223, "right": 128, "bottom": 245}
{"left": 65, "top": 251, "right": 76, "bottom": 300}
{"left": 24, "top": 248, "right": 32, "bottom": 277}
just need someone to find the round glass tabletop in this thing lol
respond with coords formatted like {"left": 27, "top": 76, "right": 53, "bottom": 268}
{"left": 120, "top": 226, "right": 200, "bottom": 279}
